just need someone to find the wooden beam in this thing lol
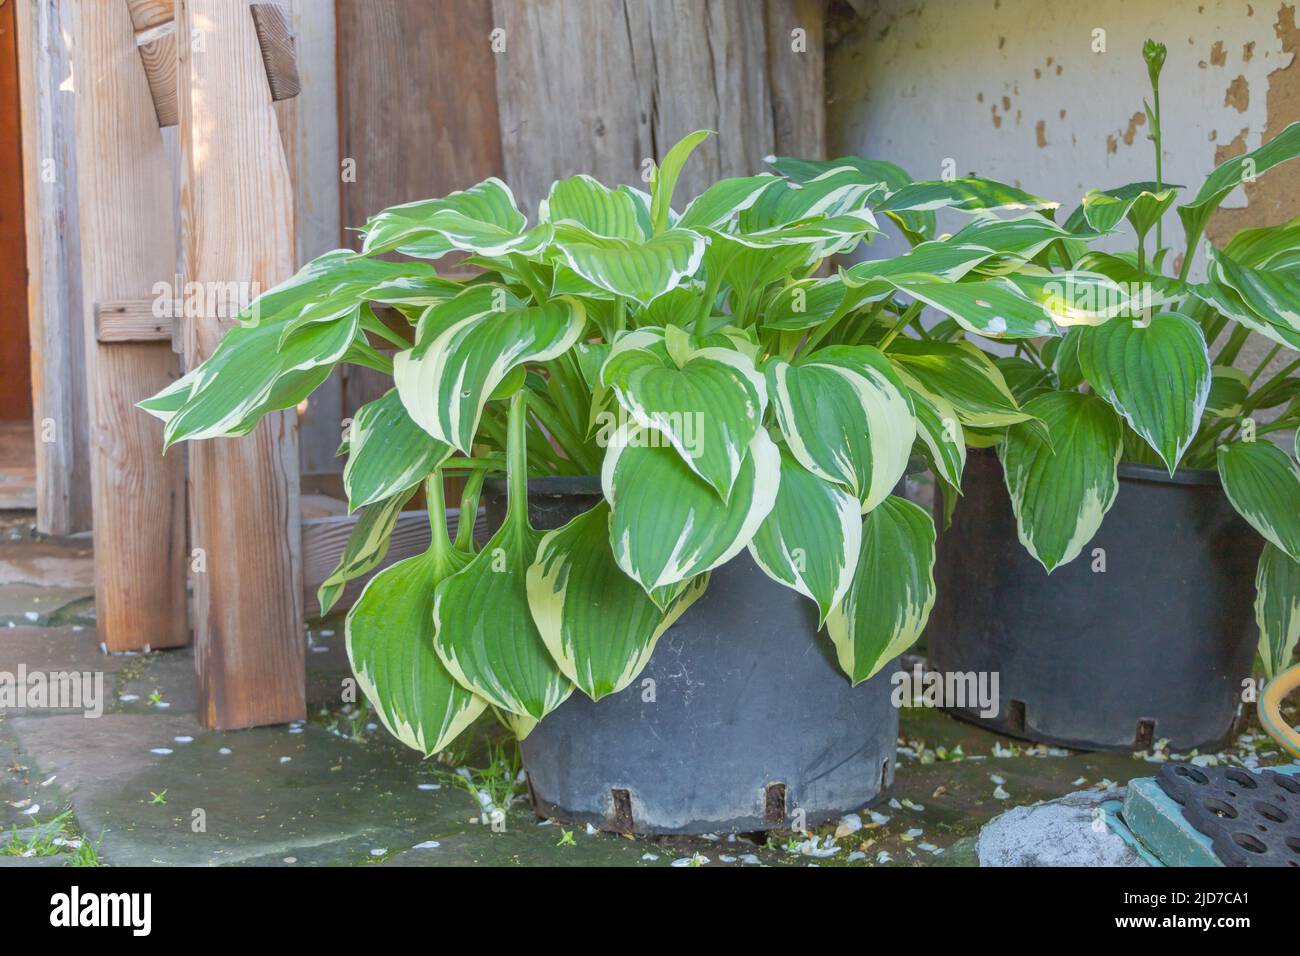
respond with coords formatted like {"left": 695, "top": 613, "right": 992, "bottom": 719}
{"left": 177, "top": 0, "right": 304, "bottom": 729}
{"left": 250, "top": 3, "right": 300, "bottom": 101}
{"left": 70, "top": 0, "right": 187, "bottom": 650}
{"left": 15, "top": 0, "right": 92, "bottom": 534}
{"left": 94, "top": 300, "right": 173, "bottom": 343}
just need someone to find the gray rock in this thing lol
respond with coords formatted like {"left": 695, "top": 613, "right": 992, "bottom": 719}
{"left": 977, "top": 789, "right": 1148, "bottom": 867}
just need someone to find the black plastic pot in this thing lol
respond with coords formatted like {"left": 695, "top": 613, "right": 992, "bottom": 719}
{"left": 928, "top": 448, "right": 1261, "bottom": 753}
{"left": 483, "top": 477, "right": 898, "bottom": 835}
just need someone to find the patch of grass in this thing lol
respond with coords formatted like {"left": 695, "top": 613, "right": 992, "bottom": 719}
{"left": 0, "top": 808, "right": 102, "bottom": 865}
{"left": 438, "top": 736, "right": 524, "bottom": 818}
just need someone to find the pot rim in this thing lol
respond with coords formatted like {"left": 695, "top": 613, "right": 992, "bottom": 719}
{"left": 1117, "top": 461, "right": 1221, "bottom": 487}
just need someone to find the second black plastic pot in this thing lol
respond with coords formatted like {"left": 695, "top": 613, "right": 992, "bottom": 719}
{"left": 483, "top": 477, "right": 898, "bottom": 835}
{"left": 928, "top": 448, "right": 1260, "bottom": 753}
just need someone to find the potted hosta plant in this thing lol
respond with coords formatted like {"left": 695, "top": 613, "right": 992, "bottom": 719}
{"left": 143, "top": 132, "right": 1053, "bottom": 833}
{"left": 923, "top": 40, "right": 1300, "bottom": 752}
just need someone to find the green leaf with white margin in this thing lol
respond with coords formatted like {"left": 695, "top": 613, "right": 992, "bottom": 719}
{"left": 768, "top": 345, "right": 915, "bottom": 511}
{"left": 346, "top": 541, "right": 485, "bottom": 756}
{"left": 999, "top": 392, "right": 1123, "bottom": 572}
{"left": 1191, "top": 272, "right": 1300, "bottom": 352}
{"left": 749, "top": 447, "right": 861, "bottom": 624}
{"left": 1007, "top": 269, "right": 1180, "bottom": 327}
{"left": 879, "top": 178, "right": 1058, "bottom": 214}
{"left": 541, "top": 174, "right": 646, "bottom": 241}
{"left": 601, "top": 326, "right": 767, "bottom": 499}
{"left": 602, "top": 424, "right": 780, "bottom": 592}
{"left": 344, "top": 389, "right": 452, "bottom": 511}
{"left": 761, "top": 277, "right": 847, "bottom": 332}
{"left": 888, "top": 275, "right": 1059, "bottom": 339}
{"left": 1075, "top": 312, "right": 1211, "bottom": 474}
{"left": 393, "top": 287, "right": 585, "bottom": 452}
{"left": 236, "top": 250, "right": 428, "bottom": 328}
{"left": 677, "top": 174, "right": 778, "bottom": 230}
{"left": 317, "top": 486, "right": 418, "bottom": 615}
{"left": 765, "top": 154, "right": 934, "bottom": 242}
{"left": 1217, "top": 440, "right": 1300, "bottom": 561}
{"left": 1207, "top": 242, "right": 1300, "bottom": 333}
{"left": 825, "top": 496, "right": 936, "bottom": 684}
{"left": 651, "top": 129, "right": 712, "bottom": 235}
{"left": 740, "top": 167, "right": 879, "bottom": 231}
{"left": 553, "top": 228, "right": 705, "bottom": 306}
{"left": 895, "top": 368, "right": 966, "bottom": 488}
{"left": 886, "top": 338, "right": 1031, "bottom": 427}
{"left": 361, "top": 178, "right": 532, "bottom": 258}
{"left": 1207, "top": 365, "right": 1250, "bottom": 417}
{"left": 526, "top": 502, "right": 707, "bottom": 700}
{"left": 147, "top": 306, "right": 359, "bottom": 447}
{"left": 1064, "top": 182, "right": 1179, "bottom": 239}
{"left": 1179, "top": 122, "right": 1300, "bottom": 265}
{"left": 950, "top": 213, "right": 1088, "bottom": 258}
{"left": 1223, "top": 215, "right": 1300, "bottom": 270}
{"left": 840, "top": 242, "right": 997, "bottom": 300}
{"left": 1254, "top": 543, "right": 1300, "bottom": 680}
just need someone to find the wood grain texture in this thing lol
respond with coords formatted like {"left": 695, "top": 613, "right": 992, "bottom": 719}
{"left": 178, "top": 0, "right": 304, "bottom": 729}
{"left": 94, "top": 299, "right": 173, "bottom": 343}
{"left": 70, "top": 0, "right": 187, "bottom": 650}
{"left": 335, "top": 0, "right": 504, "bottom": 419}
{"left": 250, "top": 3, "right": 300, "bottom": 101}
{"left": 15, "top": 0, "right": 91, "bottom": 533}
{"left": 491, "top": 0, "right": 826, "bottom": 217}
{"left": 135, "top": 20, "right": 178, "bottom": 126}
{"left": 0, "top": 0, "right": 32, "bottom": 422}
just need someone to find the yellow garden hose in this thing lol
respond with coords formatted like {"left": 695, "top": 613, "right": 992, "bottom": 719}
{"left": 1259, "top": 663, "right": 1300, "bottom": 760}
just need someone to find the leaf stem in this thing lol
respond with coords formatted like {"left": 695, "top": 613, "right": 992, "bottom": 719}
{"left": 506, "top": 390, "right": 530, "bottom": 525}
{"left": 424, "top": 472, "right": 452, "bottom": 560}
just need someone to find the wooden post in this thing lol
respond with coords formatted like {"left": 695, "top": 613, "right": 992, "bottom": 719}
{"left": 69, "top": 0, "right": 188, "bottom": 651}
{"left": 176, "top": 0, "right": 305, "bottom": 729}
{"left": 15, "top": 0, "right": 92, "bottom": 534}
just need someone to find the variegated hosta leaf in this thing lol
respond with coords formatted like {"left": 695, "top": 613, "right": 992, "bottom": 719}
{"left": 1000, "top": 392, "right": 1123, "bottom": 572}
{"left": 347, "top": 546, "right": 486, "bottom": 756}
{"left": 739, "top": 167, "right": 878, "bottom": 231}
{"left": 764, "top": 154, "right": 935, "bottom": 242}
{"left": 1207, "top": 366, "right": 1250, "bottom": 417}
{"left": 1064, "top": 182, "right": 1179, "bottom": 239}
{"left": 763, "top": 277, "right": 847, "bottom": 331}
{"left": 344, "top": 389, "right": 452, "bottom": 511}
{"left": 1075, "top": 312, "right": 1211, "bottom": 474}
{"left": 1217, "top": 440, "right": 1300, "bottom": 561}
{"left": 1179, "top": 121, "right": 1300, "bottom": 257}
{"left": 825, "top": 496, "right": 936, "bottom": 684}
{"left": 897, "top": 369, "right": 966, "bottom": 489}
{"left": 886, "top": 338, "right": 1030, "bottom": 427}
{"left": 317, "top": 487, "right": 418, "bottom": 615}
{"left": 1191, "top": 272, "right": 1300, "bottom": 352}
{"left": 748, "top": 447, "right": 861, "bottom": 624}
{"left": 239, "top": 250, "right": 429, "bottom": 327}
{"left": 526, "top": 503, "right": 707, "bottom": 700}
{"left": 650, "top": 129, "right": 711, "bottom": 234}
{"left": 840, "top": 241, "right": 997, "bottom": 299}
{"left": 553, "top": 228, "right": 705, "bottom": 306}
{"left": 601, "top": 327, "right": 767, "bottom": 499}
{"left": 432, "top": 516, "right": 575, "bottom": 720}
{"left": 361, "top": 177, "right": 532, "bottom": 258}
{"left": 1222, "top": 215, "right": 1300, "bottom": 270}
{"left": 541, "top": 174, "right": 646, "bottom": 241}
{"left": 889, "top": 275, "right": 1059, "bottom": 339}
{"left": 1207, "top": 243, "right": 1300, "bottom": 334}
{"left": 144, "top": 306, "right": 359, "bottom": 447}
{"left": 878, "top": 178, "right": 1057, "bottom": 214}
{"left": 1008, "top": 269, "right": 1181, "bottom": 326}
{"left": 699, "top": 228, "right": 821, "bottom": 299}
{"left": 393, "top": 289, "right": 585, "bottom": 452}
{"left": 602, "top": 425, "right": 780, "bottom": 592}
{"left": 768, "top": 345, "right": 915, "bottom": 511}
{"left": 1255, "top": 543, "right": 1300, "bottom": 679}
{"left": 677, "top": 174, "right": 778, "bottom": 231}
{"left": 949, "top": 214, "right": 1085, "bottom": 257}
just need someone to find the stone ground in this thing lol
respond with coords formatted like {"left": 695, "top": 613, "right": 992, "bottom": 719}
{"left": 0, "top": 510, "right": 1295, "bottom": 867}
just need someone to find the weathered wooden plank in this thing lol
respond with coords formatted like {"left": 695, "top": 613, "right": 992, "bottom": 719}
{"left": 302, "top": 507, "right": 488, "bottom": 619}
{"left": 0, "top": 0, "right": 32, "bottom": 423}
{"left": 335, "top": 0, "right": 504, "bottom": 419}
{"left": 70, "top": 0, "right": 187, "bottom": 650}
{"left": 250, "top": 3, "right": 300, "bottom": 101}
{"left": 177, "top": 0, "right": 304, "bottom": 729}
{"left": 94, "top": 299, "right": 172, "bottom": 343}
{"left": 134, "top": 20, "right": 178, "bottom": 127}
{"left": 15, "top": 0, "right": 92, "bottom": 534}
{"left": 491, "top": 0, "right": 826, "bottom": 215}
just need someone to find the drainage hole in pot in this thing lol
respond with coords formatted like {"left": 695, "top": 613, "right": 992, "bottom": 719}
{"left": 1175, "top": 765, "right": 1210, "bottom": 785}
{"left": 1231, "top": 832, "right": 1267, "bottom": 854}
{"left": 1224, "top": 768, "right": 1258, "bottom": 789}
{"left": 1272, "top": 774, "right": 1300, "bottom": 795}
{"left": 1286, "top": 836, "right": 1300, "bottom": 856}
{"left": 1134, "top": 718, "right": 1156, "bottom": 751}
{"left": 610, "top": 788, "right": 634, "bottom": 834}
{"left": 1006, "top": 699, "right": 1026, "bottom": 735}
{"left": 880, "top": 757, "right": 890, "bottom": 791}
{"left": 1255, "top": 801, "right": 1289, "bottom": 824}
{"left": 764, "top": 783, "right": 787, "bottom": 828}
{"left": 1202, "top": 798, "right": 1237, "bottom": 819}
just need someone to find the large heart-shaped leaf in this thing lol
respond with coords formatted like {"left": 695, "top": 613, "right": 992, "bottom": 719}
{"left": 1076, "top": 312, "right": 1211, "bottom": 474}
{"left": 601, "top": 327, "right": 767, "bottom": 499}
{"left": 347, "top": 544, "right": 485, "bottom": 756}
{"left": 344, "top": 389, "right": 452, "bottom": 511}
{"left": 768, "top": 345, "right": 915, "bottom": 511}
{"left": 748, "top": 447, "right": 861, "bottom": 624}
{"left": 888, "top": 275, "right": 1059, "bottom": 339}
{"left": 602, "top": 425, "right": 780, "bottom": 592}
{"left": 553, "top": 228, "right": 705, "bottom": 306}
{"left": 949, "top": 214, "right": 1084, "bottom": 257}
{"left": 1064, "top": 182, "right": 1179, "bottom": 240}
{"left": 361, "top": 177, "right": 531, "bottom": 258}
{"left": 999, "top": 391, "right": 1123, "bottom": 572}
{"left": 542, "top": 174, "right": 646, "bottom": 241}
{"left": 825, "top": 495, "right": 936, "bottom": 684}
{"left": 393, "top": 288, "right": 585, "bottom": 453}
{"left": 1217, "top": 440, "right": 1300, "bottom": 561}
{"left": 1208, "top": 243, "right": 1300, "bottom": 333}
{"left": 526, "top": 503, "right": 707, "bottom": 700}
{"left": 1254, "top": 543, "right": 1300, "bottom": 680}
{"left": 886, "top": 338, "right": 1030, "bottom": 427}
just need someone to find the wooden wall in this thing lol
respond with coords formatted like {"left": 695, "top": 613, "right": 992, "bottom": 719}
{"left": 0, "top": 1, "right": 32, "bottom": 422}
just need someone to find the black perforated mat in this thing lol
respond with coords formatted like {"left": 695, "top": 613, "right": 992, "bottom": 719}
{"left": 1156, "top": 762, "right": 1300, "bottom": 867}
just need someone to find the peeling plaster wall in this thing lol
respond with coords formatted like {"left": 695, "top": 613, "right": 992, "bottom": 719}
{"left": 828, "top": 0, "right": 1300, "bottom": 370}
